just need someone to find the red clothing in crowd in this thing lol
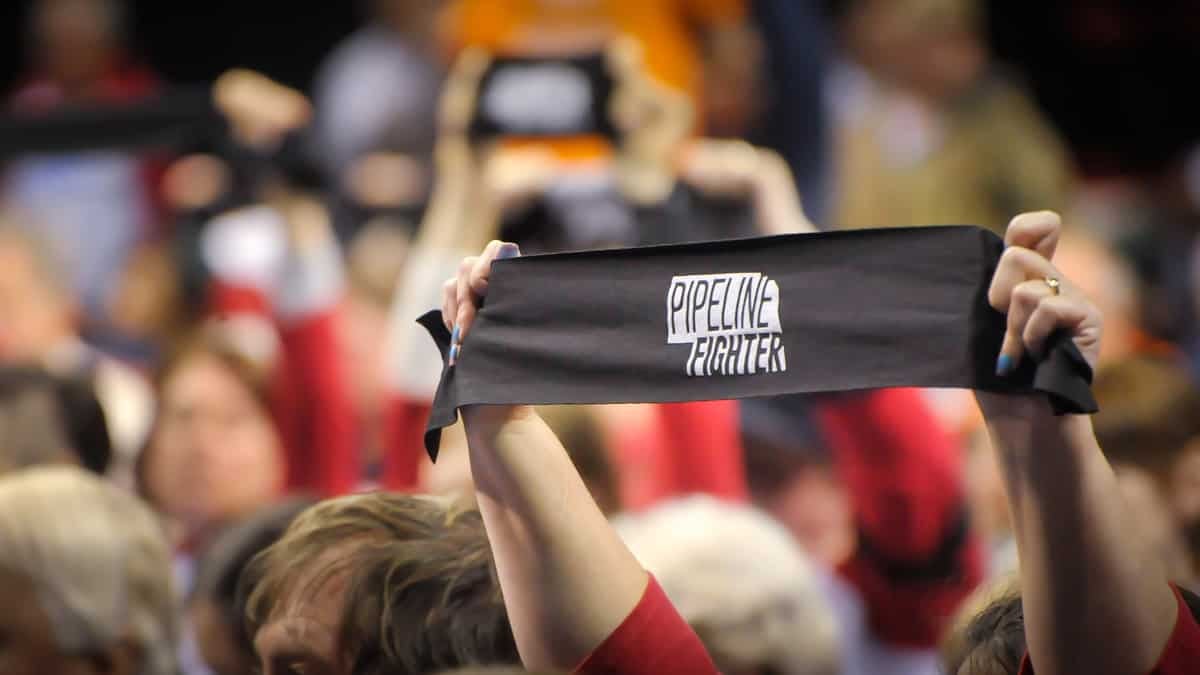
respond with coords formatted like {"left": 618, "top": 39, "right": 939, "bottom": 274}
{"left": 206, "top": 228, "right": 359, "bottom": 498}
{"left": 574, "top": 576, "right": 718, "bottom": 675}
{"left": 1018, "top": 586, "right": 1200, "bottom": 674}
{"left": 815, "top": 388, "right": 985, "bottom": 647}
{"left": 618, "top": 388, "right": 982, "bottom": 649}
{"left": 613, "top": 400, "right": 750, "bottom": 509}
{"left": 382, "top": 397, "right": 430, "bottom": 490}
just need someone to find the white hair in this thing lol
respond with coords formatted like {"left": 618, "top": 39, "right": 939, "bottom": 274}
{"left": 0, "top": 466, "right": 177, "bottom": 675}
{"left": 615, "top": 495, "right": 841, "bottom": 675}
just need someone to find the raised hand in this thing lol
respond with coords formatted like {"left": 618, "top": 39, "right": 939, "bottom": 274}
{"left": 987, "top": 210, "right": 1101, "bottom": 377}
{"left": 442, "top": 240, "right": 521, "bottom": 365}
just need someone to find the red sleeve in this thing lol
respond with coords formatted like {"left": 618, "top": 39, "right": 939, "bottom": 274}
{"left": 574, "top": 576, "right": 718, "bottom": 675}
{"left": 208, "top": 280, "right": 273, "bottom": 319}
{"left": 1019, "top": 586, "right": 1200, "bottom": 674}
{"left": 207, "top": 279, "right": 359, "bottom": 497}
{"left": 381, "top": 395, "right": 430, "bottom": 491}
{"left": 614, "top": 400, "right": 748, "bottom": 510}
{"left": 815, "top": 388, "right": 984, "bottom": 647}
{"left": 276, "top": 309, "right": 360, "bottom": 496}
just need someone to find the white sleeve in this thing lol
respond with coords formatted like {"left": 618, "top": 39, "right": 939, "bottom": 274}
{"left": 200, "top": 205, "right": 288, "bottom": 297}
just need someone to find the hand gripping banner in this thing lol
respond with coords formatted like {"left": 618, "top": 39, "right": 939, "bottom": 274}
{"left": 418, "top": 226, "right": 1097, "bottom": 460}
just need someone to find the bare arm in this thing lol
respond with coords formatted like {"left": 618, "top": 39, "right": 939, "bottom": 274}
{"left": 977, "top": 211, "right": 1177, "bottom": 675}
{"left": 444, "top": 242, "right": 649, "bottom": 670}
{"left": 463, "top": 405, "right": 649, "bottom": 668}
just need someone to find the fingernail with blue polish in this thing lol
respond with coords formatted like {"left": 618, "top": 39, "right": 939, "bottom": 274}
{"left": 448, "top": 343, "right": 460, "bottom": 366}
{"left": 497, "top": 243, "right": 521, "bottom": 260}
{"left": 995, "top": 354, "right": 1013, "bottom": 376}
{"left": 450, "top": 325, "right": 461, "bottom": 346}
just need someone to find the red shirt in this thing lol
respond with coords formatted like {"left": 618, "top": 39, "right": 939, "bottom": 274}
{"left": 1018, "top": 586, "right": 1200, "bottom": 674}
{"left": 574, "top": 576, "right": 718, "bottom": 675}
{"left": 816, "top": 388, "right": 984, "bottom": 647}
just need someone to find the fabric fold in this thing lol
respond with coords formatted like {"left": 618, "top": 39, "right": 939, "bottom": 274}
{"left": 418, "top": 226, "right": 1096, "bottom": 460}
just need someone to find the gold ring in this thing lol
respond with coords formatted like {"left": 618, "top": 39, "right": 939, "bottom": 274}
{"left": 1045, "top": 276, "right": 1061, "bottom": 296}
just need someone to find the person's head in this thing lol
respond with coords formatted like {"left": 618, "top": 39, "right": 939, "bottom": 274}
{"left": 139, "top": 329, "right": 284, "bottom": 541}
{"left": 616, "top": 496, "right": 840, "bottom": 675}
{"left": 740, "top": 395, "right": 855, "bottom": 568}
{"left": 0, "top": 366, "right": 111, "bottom": 475}
{"left": 188, "top": 498, "right": 316, "bottom": 675}
{"left": 370, "top": 0, "right": 442, "bottom": 38}
{"left": 843, "top": 0, "right": 986, "bottom": 101}
{"left": 940, "top": 576, "right": 1025, "bottom": 675}
{"left": 0, "top": 223, "right": 78, "bottom": 363}
{"left": 242, "top": 492, "right": 519, "bottom": 675}
{"left": 30, "top": 0, "right": 126, "bottom": 89}
{"left": 0, "top": 465, "right": 176, "bottom": 675}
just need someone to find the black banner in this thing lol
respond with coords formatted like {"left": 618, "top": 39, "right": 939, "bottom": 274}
{"left": 419, "top": 226, "right": 1097, "bottom": 459}
{"left": 0, "top": 88, "right": 225, "bottom": 158}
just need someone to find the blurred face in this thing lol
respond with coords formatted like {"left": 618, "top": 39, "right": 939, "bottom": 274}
{"left": 0, "top": 241, "right": 74, "bottom": 364}
{"left": 765, "top": 465, "right": 855, "bottom": 568}
{"left": 146, "top": 353, "right": 283, "bottom": 535}
{"left": 844, "top": 1, "right": 984, "bottom": 101}
{"left": 0, "top": 566, "right": 108, "bottom": 675}
{"left": 375, "top": 0, "right": 441, "bottom": 36}
{"left": 34, "top": 0, "right": 119, "bottom": 90}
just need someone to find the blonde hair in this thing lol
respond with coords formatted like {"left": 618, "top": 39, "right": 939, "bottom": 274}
{"left": 615, "top": 496, "right": 840, "bottom": 675}
{"left": 0, "top": 466, "right": 176, "bottom": 675}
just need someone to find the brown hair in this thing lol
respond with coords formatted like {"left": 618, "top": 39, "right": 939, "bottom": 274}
{"left": 153, "top": 327, "right": 274, "bottom": 411}
{"left": 241, "top": 492, "right": 519, "bottom": 674}
{"left": 136, "top": 327, "right": 275, "bottom": 504}
{"left": 940, "top": 576, "right": 1025, "bottom": 675}
{"left": 1092, "top": 356, "right": 1200, "bottom": 478}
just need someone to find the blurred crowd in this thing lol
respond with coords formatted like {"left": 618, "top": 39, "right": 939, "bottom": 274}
{"left": 0, "top": 1, "right": 1198, "bottom": 674}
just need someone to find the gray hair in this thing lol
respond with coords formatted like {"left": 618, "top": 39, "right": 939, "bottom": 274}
{"left": 0, "top": 466, "right": 177, "bottom": 675}
{"left": 615, "top": 495, "right": 841, "bottom": 675}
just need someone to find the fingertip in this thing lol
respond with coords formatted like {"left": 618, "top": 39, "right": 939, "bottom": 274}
{"left": 1007, "top": 210, "right": 1061, "bottom": 232}
{"left": 995, "top": 353, "right": 1015, "bottom": 377}
{"left": 1005, "top": 210, "right": 1062, "bottom": 252}
{"left": 496, "top": 242, "right": 521, "bottom": 260}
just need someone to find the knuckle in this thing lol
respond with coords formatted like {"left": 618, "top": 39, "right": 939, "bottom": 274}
{"left": 999, "top": 245, "right": 1036, "bottom": 270}
{"left": 1011, "top": 281, "right": 1044, "bottom": 307}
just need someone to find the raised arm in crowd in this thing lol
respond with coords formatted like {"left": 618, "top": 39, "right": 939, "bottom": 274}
{"left": 444, "top": 211, "right": 1200, "bottom": 674}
